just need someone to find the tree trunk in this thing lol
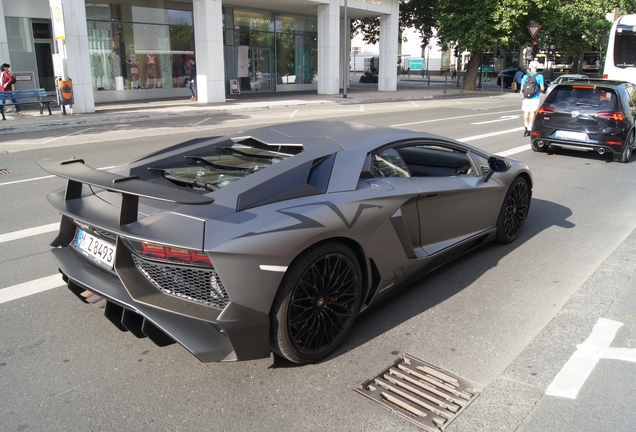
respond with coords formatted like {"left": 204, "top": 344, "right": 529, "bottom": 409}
{"left": 463, "top": 50, "right": 483, "bottom": 91}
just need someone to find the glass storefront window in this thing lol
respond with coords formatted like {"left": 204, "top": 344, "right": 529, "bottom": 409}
{"left": 276, "top": 33, "right": 317, "bottom": 85}
{"left": 86, "top": 1, "right": 194, "bottom": 91}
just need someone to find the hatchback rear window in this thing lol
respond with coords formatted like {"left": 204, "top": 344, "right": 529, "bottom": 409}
{"left": 547, "top": 87, "right": 618, "bottom": 111}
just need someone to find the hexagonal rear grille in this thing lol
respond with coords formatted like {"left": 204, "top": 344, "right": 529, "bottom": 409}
{"left": 132, "top": 255, "right": 230, "bottom": 309}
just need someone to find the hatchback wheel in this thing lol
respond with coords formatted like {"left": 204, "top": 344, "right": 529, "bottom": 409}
{"left": 496, "top": 177, "right": 531, "bottom": 244}
{"left": 613, "top": 133, "right": 634, "bottom": 163}
{"left": 270, "top": 242, "right": 362, "bottom": 364}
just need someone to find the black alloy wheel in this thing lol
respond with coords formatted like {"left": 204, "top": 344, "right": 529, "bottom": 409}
{"left": 496, "top": 177, "right": 531, "bottom": 244}
{"left": 270, "top": 242, "right": 362, "bottom": 364}
{"left": 613, "top": 133, "right": 634, "bottom": 163}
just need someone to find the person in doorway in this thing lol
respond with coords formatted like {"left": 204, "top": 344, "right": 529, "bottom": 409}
{"left": 187, "top": 58, "right": 197, "bottom": 101}
{"left": 1, "top": 63, "right": 22, "bottom": 114}
{"left": 521, "top": 60, "right": 544, "bottom": 136}
{"left": 513, "top": 67, "right": 525, "bottom": 93}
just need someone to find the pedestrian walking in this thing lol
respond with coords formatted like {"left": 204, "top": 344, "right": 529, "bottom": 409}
{"left": 1, "top": 63, "right": 22, "bottom": 114}
{"left": 449, "top": 64, "right": 456, "bottom": 79}
{"left": 521, "top": 60, "right": 545, "bottom": 136}
{"left": 513, "top": 67, "right": 525, "bottom": 93}
{"left": 187, "top": 58, "right": 197, "bottom": 101}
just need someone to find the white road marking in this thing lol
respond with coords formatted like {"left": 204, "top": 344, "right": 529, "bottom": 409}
{"left": 360, "top": 105, "right": 365, "bottom": 112}
{"left": 410, "top": 101, "right": 419, "bottom": 107}
{"left": 457, "top": 127, "right": 526, "bottom": 143}
{"left": 0, "top": 165, "right": 116, "bottom": 187}
{"left": 391, "top": 109, "right": 520, "bottom": 127}
{"left": 0, "top": 275, "right": 66, "bottom": 305}
{"left": 191, "top": 117, "right": 211, "bottom": 126}
{"left": 288, "top": 110, "right": 298, "bottom": 118}
{"left": 0, "top": 223, "right": 59, "bottom": 243}
{"left": 546, "top": 318, "right": 635, "bottom": 399}
{"left": 0, "top": 174, "right": 55, "bottom": 186}
{"left": 496, "top": 144, "right": 531, "bottom": 157}
{"left": 471, "top": 115, "right": 520, "bottom": 125}
{"left": 41, "top": 128, "right": 94, "bottom": 144}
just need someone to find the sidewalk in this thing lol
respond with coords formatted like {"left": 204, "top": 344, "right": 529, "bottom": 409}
{"left": 0, "top": 77, "right": 513, "bottom": 135}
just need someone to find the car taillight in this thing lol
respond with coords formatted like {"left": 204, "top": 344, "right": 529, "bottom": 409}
{"left": 537, "top": 107, "right": 556, "bottom": 115}
{"left": 597, "top": 112, "right": 625, "bottom": 121}
{"left": 531, "top": 132, "right": 540, "bottom": 137}
{"left": 603, "top": 74, "right": 608, "bottom": 79}
{"left": 606, "top": 140, "right": 622, "bottom": 145}
{"left": 140, "top": 242, "right": 212, "bottom": 265}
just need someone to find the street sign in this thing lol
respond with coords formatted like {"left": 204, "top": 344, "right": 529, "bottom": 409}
{"left": 528, "top": 25, "right": 540, "bottom": 38}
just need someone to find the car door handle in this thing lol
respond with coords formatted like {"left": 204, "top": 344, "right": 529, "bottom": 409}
{"left": 424, "top": 194, "right": 440, "bottom": 198}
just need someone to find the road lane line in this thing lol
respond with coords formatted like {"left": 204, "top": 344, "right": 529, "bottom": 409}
{"left": 471, "top": 115, "right": 520, "bottom": 125}
{"left": 546, "top": 318, "right": 624, "bottom": 399}
{"left": 0, "top": 275, "right": 65, "bottom": 305}
{"left": 191, "top": 117, "right": 211, "bottom": 126}
{"left": 289, "top": 110, "right": 298, "bottom": 118}
{"left": 41, "top": 128, "right": 94, "bottom": 144}
{"left": 458, "top": 127, "right": 526, "bottom": 143}
{"left": 391, "top": 109, "right": 520, "bottom": 127}
{"left": 360, "top": 105, "right": 365, "bottom": 112}
{"left": 0, "top": 223, "right": 59, "bottom": 243}
{"left": 0, "top": 165, "right": 116, "bottom": 187}
{"left": 410, "top": 101, "right": 419, "bottom": 107}
{"left": 496, "top": 144, "right": 531, "bottom": 157}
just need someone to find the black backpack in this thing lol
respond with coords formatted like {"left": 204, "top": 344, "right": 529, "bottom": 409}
{"left": 522, "top": 73, "right": 538, "bottom": 98}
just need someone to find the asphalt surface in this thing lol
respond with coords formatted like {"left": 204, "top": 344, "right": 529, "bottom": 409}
{"left": 2, "top": 75, "right": 635, "bottom": 431}
{"left": 0, "top": 75, "right": 487, "bottom": 135}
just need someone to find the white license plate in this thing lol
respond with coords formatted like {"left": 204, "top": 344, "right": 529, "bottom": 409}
{"left": 555, "top": 130, "right": 587, "bottom": 141}
{"left": 76, "top": 229, "right": 116, "bottom": 269}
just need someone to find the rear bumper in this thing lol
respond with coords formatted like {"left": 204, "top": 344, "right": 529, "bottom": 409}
{"left": 51, "top": 246, "right": 271, "bottom": 362}
{"left": 531, "top": 129, "right": 627, "bottom": 155}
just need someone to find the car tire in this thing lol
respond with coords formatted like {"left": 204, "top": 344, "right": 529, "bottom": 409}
{"left": 495, "top": 177, "right": 531, "bottom": 244}
{"left": 613, "top": 133, "right": 634, "bottom": 163}
{"left": 270, "top": 241, "right": 363, "bottom": 364}
{"left": 531, "top": 140, "right": 548, "bottom": 152}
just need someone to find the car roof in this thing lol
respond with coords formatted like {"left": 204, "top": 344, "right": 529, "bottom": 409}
{"left": 552, "top": 78, "right": 630, "bottom": 89}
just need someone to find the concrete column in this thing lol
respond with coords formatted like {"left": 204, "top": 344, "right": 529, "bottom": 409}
{"left": 378, "top": 0, "right": 399, "bottom": 91}
{"left": 317, "top": 0, "right": 339, "bottom": 95}
{"left": 192, "top": 0, "right": 225, "bottom": 103}
{"left": 60, "top": 0, "right": 95, "bottom": 113}
{"left": 0, "top": 1, "right": 10, "bottom": 63}
{"left": 339, "top": 17, "right": 350, "bottom": 91}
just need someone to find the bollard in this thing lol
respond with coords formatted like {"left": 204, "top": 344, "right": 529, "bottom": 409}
{"left": 500, "top": 75, "right": 504, "bottom": 92}
{"left": 444, "top": 75, "right": 447, "bottom": 93}
{"left": 427, "top": 74, "right": 430, "bottom": 86}
{"left": 460, "top": 77, "right": 464, "bottom": 94}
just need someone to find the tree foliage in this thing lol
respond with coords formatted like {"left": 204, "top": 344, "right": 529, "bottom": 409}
{"left": 353, "top": 0, "right": 636, "bottom": 89}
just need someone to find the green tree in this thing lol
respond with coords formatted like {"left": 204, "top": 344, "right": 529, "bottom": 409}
{"left": 354, "top": 0, "right": 636, "bottom": 90}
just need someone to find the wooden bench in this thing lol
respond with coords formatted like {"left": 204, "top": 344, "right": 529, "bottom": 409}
{"left": 0, "top": 88, "right": 56, "bottom": 120}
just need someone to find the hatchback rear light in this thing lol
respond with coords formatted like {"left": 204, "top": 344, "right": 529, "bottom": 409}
{"left": 606, "top": 141, "right": 622, "bottom": 146}
{"left": 140, "top": 242, "right": 212, "bottom": 265}
{"left": 537, "top": 107, "right": 556, "bottom": 115}
{"left": 531, "top": 132, "right": 540, "bottom": 137}
{"left": 603, "top": 74, "right": 608, "bottom": 79}
{"left": 597, "top": 112, "right": 625, "bottom": 121}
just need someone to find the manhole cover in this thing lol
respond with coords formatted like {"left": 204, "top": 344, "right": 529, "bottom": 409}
{"left": 0, "top": 168, "right": 13, "bottom": 175}
{"left": 354, "top": 353, "right": 483, "bottom": 431}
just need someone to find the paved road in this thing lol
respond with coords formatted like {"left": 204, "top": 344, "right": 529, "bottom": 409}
{"left": 1, "top": 92, "right": 635, "bottom": 431}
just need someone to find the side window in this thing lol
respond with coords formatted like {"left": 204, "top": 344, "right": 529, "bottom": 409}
{"left": 371, "top": 148, "right": 410, "bottom": 178}
{"left": 626, "top": 85, "right": 636, "bottom": 109}
{"left": 471, "top": 152, "right": 490, "bottom": 176}
{"left": 396, "top": 144, "right": 475, "bottom": 177}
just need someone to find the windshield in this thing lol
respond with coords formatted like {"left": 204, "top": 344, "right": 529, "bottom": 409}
{"left": 547, "top": 87, "right": 618, "bottom": 110}
{"left": 614, "top": 26, "right": 636, "bottom": 67}
{"left": 151, "top": 144, "right": 298, "bottom": 191}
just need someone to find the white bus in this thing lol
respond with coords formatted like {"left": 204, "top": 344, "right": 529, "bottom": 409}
{"left": 603, "top": 14, "right": 636, "bottom": 83}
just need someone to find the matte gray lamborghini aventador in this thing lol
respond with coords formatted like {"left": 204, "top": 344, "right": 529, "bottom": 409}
{"left": 39, "top": 121, "right": 532, "bottom": 364}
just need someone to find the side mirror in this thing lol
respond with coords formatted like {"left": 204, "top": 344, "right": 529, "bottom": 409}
{"left": 483, "top": 156, "right": 510, "bottom": 182}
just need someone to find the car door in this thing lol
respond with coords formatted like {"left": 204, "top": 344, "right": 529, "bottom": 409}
{"left": 395, "top": 142, "right": 503, "bottom": 255}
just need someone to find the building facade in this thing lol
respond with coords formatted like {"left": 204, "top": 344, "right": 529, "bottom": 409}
{"left": 1, "top": 0, "right": 399, "bottom": 113}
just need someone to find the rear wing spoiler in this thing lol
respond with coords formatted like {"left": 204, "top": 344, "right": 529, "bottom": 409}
{"left": 37, "top": 158, "right": 214, "bottom": 225}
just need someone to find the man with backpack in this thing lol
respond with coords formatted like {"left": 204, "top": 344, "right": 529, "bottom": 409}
{"left": 521, "top": 60, "right": 544, "bottom": 136}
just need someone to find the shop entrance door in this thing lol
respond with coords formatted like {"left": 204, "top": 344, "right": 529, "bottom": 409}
{"left": 34, "top": 41, "right": 55, "bottom": 92}
{"left": 249, "top": 48, "right": 272, "bottom": 91}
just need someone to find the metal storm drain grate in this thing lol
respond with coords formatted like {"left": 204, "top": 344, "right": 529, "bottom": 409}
{"left": 354, "top": 353, "right": 483, "bottom": 431}
{"left": 0, "top": 168, "right": 13, "bottom": 175}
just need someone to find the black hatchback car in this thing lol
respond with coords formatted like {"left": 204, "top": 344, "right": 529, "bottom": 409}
{"left": 530, "top": 79, "right": 636, "bottom": 163}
